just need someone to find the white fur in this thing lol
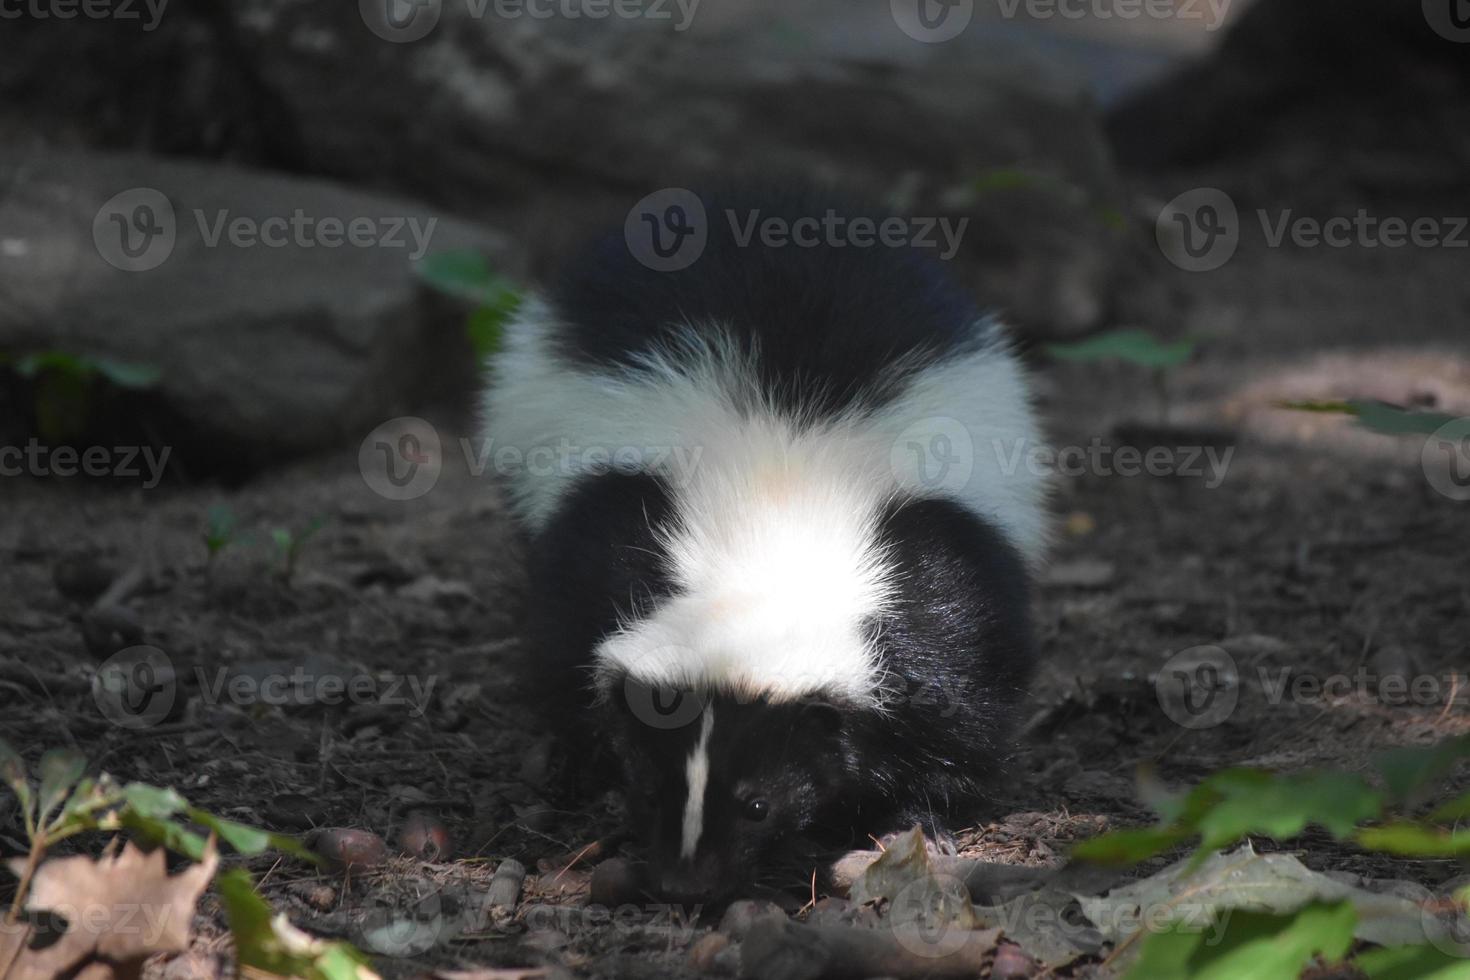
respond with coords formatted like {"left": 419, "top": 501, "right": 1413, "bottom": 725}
{"left": 681, "top": 707, "right": 715, "bottom": 859}
{"left": 482, "top": 297, "right": 1050, "bottom": 708}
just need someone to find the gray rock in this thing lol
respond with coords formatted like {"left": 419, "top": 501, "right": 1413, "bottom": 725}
{"left": 1109, "top": 0, "right": 1470, "bottom": 189}
{"left": 0, "top": 148, "right": 515, "bottom": 468}
{"left": 2, "top": 1, "right": 1134, "bottom": 339}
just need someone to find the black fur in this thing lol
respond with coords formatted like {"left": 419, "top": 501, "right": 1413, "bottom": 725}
{"left": 510, "top": 188, "right": 1038, "bottom": 902}
{"left": 521, "top": 472, "right": 678, "bottom": 759}
{"left": 550, "top": 186, "right": 997, "bottom": 416}
{"left": 595, "top": 498, "right": 1034, "bottom": 902}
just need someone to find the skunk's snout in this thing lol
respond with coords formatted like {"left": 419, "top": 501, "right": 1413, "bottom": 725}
{"left": 656, "top": 862, "right": 728, "bottom": 906}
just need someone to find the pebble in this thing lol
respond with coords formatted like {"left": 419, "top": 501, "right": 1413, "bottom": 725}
{"left": 313, "top": 828, "right": 388, "bottom": 872}
{"left": 589, "top": 858, "right": 646, "bottom": 907}
{"left": 717, "top": 899, "right": 788, "bottom": 941}
{"left": 1041, "top": 558, "right": 1116, "bottom": 589}
{"left": 399, "top": 812, "right": 453, "bottom": 861}
{"left": 687, "top": 931, "right": 730, "bottom": 972}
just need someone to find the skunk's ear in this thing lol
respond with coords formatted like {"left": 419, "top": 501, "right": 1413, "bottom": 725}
{"left": 798, "top": 700, "right": 844, "bottom": 736}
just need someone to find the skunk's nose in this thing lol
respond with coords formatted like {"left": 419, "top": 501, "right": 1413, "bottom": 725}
{"left": 657, "top": 866, "right": 717, "bottom": 905}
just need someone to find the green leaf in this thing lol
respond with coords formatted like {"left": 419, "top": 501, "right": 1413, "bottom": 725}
{"left": 37, "top": 749, "right": 86, "bottom": 826}
{"left": 1046, "top": 329, "right": 1196, "bottom": 370}
{"left": 1275, "top": 399, "right": 1358, "bottom": 415}
{"left": 204, "top": 505, "right": 237, "bottom": 554}
{"left": 1074, "top": 768, "right": 1382, "bottom": 869}
{"left": 115, "top": 808, "right": 211, "bottom": 861}
{"left": 1125, "top": 901, "right": 1357, "bottom": 980}
{"left": 411, "top": 250, "right": 520, "bottom": 359}
{"left": 187, "top": 807, "right": 320, "bottom": 864}
{"left": 1431, "top": 791, "right": 1470, "bottom": 822}
{"left": 1277, "top": 400, "right": 1462, "bottom": 438}
{"left": 465, "top": 283, "right": 521, "bottom": 360}
{"left": 971, "top": 168, "right": 1038, "bottom": 193}
{"left": 0, "top": 737, "right": 33, "bottom": 830}
{"left": 10, "top": 351, "right": 160, "bottom": 390}
{"left": 1353, "top": 944, "right": 1470, "bottom": 980}
{"left": 219, "top": 868, "right": 379, "bottom": 980}
{"left": 120, "top": 781, "right": 188, "bottom": 819}
{"left": 1194, "top": 770, "right": 1381, "bottom": 856}
{"left": 34, "top": 367, "right": 92, "bottom": 442}
{"left": 13, "top": 350, "right": 94, "bottom": 381}
{"left": 1375, "top": 735, "right": 1470, "bottom": 804}
{"left": 1356, "top": 823, "right": 1470, "bottom": 858}
{"left": 1071, "top": 826, "right": 1191, "bottom": 866}
{"left": 412, "top": 250, "right": 497, "bottom": 302}
{"left": 271, "top": 528, "right": 294, "bottom": 552}
{"left": 90, "top": 357, "right": 162, "bottom": 389}
{"left": 1355, "top": 401, "right": 1459, "bottom": 437}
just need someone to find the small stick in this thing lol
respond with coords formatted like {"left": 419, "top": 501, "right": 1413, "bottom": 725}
{"left": 553, "top": 840, "right": 603, "bottom": 882}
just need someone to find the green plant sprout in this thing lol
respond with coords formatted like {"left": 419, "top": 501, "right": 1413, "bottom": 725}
{"left": 1046, "top": 328, "right": 1197, "bottom": 425}
{"left": 959, "top": 167, "right": 1129, "bottom": 233}
{"left": 412, "top": 250, "right": 522, "bottom": 359}
{"left": 0, "top": 350, "right": 162, "bottom": 442}
{"left": 271, "top": 516, "right": 327, "bottom": 583}
{"left": 203, "top": 504, "right": 238, "bottom": 569}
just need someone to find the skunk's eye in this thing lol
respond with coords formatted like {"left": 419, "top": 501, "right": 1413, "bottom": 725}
{"left": 743, "top": 799, "right": 770, "bottom": 822}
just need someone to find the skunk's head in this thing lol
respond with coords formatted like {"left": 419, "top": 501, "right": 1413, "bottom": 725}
{"left": 607, "top": 679, "right": 850, "bottom": 904}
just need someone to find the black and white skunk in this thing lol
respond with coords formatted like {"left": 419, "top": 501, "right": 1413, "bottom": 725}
{"left": 483, "top": 188, "right": 1049, "bottom": 903}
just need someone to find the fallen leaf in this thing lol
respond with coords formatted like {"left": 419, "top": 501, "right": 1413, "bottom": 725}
{"left": 1078, "top": 844, "right": 1429, "bottom": 956}
{"left": 1, "top": 838, "right": 217, "bottom": 980}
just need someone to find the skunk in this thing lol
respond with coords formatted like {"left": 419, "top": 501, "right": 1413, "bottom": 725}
{"left": 482, "top": 188, "right": 1048, "bottom": 903}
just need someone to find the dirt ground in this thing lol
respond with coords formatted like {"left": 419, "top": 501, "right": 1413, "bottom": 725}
{"left": 2, "top": 171, "right": 1469, "bottom": 978}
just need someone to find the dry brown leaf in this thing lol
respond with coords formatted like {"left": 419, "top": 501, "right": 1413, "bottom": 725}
{"left": 1, "top": 837, "right": 218, "bottom": 980}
